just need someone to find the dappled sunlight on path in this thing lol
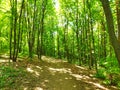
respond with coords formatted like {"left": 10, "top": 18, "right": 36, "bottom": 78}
{"left": 0, "top": 56, "right": 119, "bottom": 90}
{"left": 21, "top": 56, "right": 118, "bottom": 90}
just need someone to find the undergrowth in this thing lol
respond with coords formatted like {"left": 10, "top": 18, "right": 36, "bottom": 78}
{"left": 94, "top": 56, "right": 120, "bottom": 88}
{"left": 0, "top": 65, "right": 26, "bottom": 88}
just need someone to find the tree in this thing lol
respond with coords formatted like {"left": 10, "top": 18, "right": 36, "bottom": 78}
{"left": 37, "top": 0, "right": 48, "bottom": 60}
{"left": 0, "top": 0, "right": 120, "bottom": 70}
{"left": 116, "top": 0, "right": 120, "bottom": 43}
{"left": 9, "top": 0, "right": 18, "bottom": 62}
{"left": 100, "top": 0, "right": 120, "bottom": 65}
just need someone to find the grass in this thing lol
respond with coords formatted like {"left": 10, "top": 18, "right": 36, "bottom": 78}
{"left": 0, "top": 65, "right": 26, "bottom": 88}
{"left": 95, "top": 56, "right": 120, "bottom": 88}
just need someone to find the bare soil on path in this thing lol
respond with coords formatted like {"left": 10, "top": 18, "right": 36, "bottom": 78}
{"left": 0, "top": 56, "right": 119, "bottom": 90}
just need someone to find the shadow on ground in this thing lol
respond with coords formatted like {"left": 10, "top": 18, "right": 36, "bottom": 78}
{"left": 0, "top": 56, "right": 119, "bottom": 90}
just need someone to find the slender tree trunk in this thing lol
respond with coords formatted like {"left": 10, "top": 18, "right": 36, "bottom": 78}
{"left": 82, "top": 0, "right": 87, "bottom": 64}
{"left": 57, "top": 31, "right": 60, "bottom": 58}
{"left": 27, "top": 0, "right": 37, "bottom": 60}
{"left": 76, "top": 0, "right": 81, "bottom": 65}
{"left": 88, "top": 0, "right": 96, "bottom": 68}
{"left": 101, "top": 20, "right": 107, "bottom": 58}
{"left": 13, "top": 0, "right": 18, "bottom": 62}
{"left": 16, "top": 0, "right": 24, "bottom": 58}
{"left": 116, "top": 0, "right": 120, "bottom": 43}
{"left": 37, "top": 0, "right": 47, "bottom": 60}
{"left": 37, "top": 5, "right": 41, "bottom": 59}
{"left": 10, "top": 0, "right": 14, "bottom": 59}
{"left": 0, "top": 27, "right": 1, "bottom": 51}
{"left": 10, "top": 12, "right": 13, "bottom": 59}
{"left": 100, "top": 0, "right": 120, "bottom": 65}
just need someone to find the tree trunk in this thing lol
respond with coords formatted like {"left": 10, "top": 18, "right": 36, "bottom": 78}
{"left": 13, "top": 0, "right": 17, "bottom": 62}
{"left": 37, "top": 0, "right": 47, "bottom": 60}
{"left": 57, "top": 31, "right": 60, "bottom": 58}
{"left": 16, "top": 0, "right": 24, "bottom": 57}
{"left": 100, "top": 0, "right": 120, "bottom": 66}
{"left": 116, "top": 0, "right": 120, "bottom": 43}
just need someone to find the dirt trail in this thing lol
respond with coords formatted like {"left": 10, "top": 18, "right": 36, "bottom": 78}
{"left": 1, "top": 56, "right": 119, "bottom": 90}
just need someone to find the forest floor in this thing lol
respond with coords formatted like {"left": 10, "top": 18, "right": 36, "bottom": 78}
{"left": 0, "top": 55, "right": 119, "bottom": 90}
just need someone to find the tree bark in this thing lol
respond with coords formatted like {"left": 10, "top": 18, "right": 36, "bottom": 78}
{"left": 116, "top": 0, "right": 120, "bottom": 43}
{"left": 13, "top": 0, "right": 17, "bottom": 62}
{"left": 10, "top": 1, "right": 13, "bottom": 59}
{"left": 37, "top": 0, "right": 47, "bottom": 60}
{"left": 100, "top": 0, "right": 120, "bottom": 66}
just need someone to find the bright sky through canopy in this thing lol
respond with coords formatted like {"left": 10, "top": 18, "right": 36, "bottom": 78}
{"left": 54, "top": 0, "right": 60, "bottom": 12}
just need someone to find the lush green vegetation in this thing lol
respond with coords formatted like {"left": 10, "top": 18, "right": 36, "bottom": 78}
{"left": 95, "top": 57, "right": 120, "bottom": 87}
{"left": 0, "top": 65, "right": 26, "bottom": 88}
{"left": 0, "top": 0, "right": 120, "bottom": 89}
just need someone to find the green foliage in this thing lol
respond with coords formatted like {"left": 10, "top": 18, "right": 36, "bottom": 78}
{"left": 0, "top": 0, "right": 119, "bottom": 88}
{"left": 103, "top": 73, "right": 120, "bottom": 88}
{"left": 99, "top": 56, "right": 119, "bottom": 73}
{"left": 103, "top": 79, "right": 111, "bottom": 85}
{"left": 0, "top": 65, "right": 25, "bottom": 88}
{"left": 96, "top": 56, "right": 120, "bottom": 87}
{"left": 94, "top": 68, "right": 106, "bottom": 80}
{"left": 95, "top": 68, "right": 120, "bottom": 88}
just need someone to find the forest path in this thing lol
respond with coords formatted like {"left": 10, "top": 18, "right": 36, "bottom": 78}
{"left": 1, "top": 56, "right": 118, "bottom": 90}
